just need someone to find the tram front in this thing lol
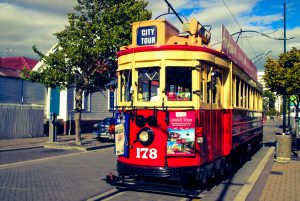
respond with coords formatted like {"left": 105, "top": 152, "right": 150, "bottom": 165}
{"left": 114, "top": 19, "right": 222, "bottom": 180}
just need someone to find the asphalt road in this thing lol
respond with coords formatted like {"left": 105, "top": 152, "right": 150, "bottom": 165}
{"left": 0, "top": 148, "right": 80, "bottom": 165}
{"left": 0, "top": 119, "right": 280, "bottom": 201}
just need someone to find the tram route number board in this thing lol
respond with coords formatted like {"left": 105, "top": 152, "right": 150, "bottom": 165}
{"left": 137, "top": 26, "right": 157, "bottom": 46}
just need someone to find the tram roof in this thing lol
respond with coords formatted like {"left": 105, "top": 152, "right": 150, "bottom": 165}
{"left": 117, "top": 19, "right": 258, "bottom": 82}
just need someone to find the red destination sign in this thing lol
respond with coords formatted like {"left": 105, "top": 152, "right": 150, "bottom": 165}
{"left": 221, "top": 25, "right": 257, "bottom": 81}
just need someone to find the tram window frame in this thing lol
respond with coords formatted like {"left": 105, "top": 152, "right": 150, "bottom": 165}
{"left": 165, "top": 67, "right": 192, "bottom": 102}
{"left": 206, "top": 67, "right": 223, "bottom": 105}
{"left": 241, "top": 80, "right": 244, "bottom": 108}
{"left": 120, "top": 70, "right": 132, "bottom": 102}
{"left": 235, "top": 77, "right": 240, "bottom": 107}
{"left": 206, "top": 67, "right": 211, "bottom": 103}
{"left": 200, "top": 68, "right": 204, "bottom": 102}
{"left": 137, "top": 67, "right": 160, "bottom": 102}
{"left": 232, "top": 75, "right": 236, "bottom": 107}
{"left": 212, "top": 70, "right": 222, "bottom": 104}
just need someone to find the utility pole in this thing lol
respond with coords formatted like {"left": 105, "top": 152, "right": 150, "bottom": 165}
{"left": 282, "top": 1, "right": 287, "bottom": 133}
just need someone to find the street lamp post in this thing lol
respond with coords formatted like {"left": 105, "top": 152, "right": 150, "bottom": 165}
{"left": 282, "top": 1, "right": 287, "bottom": 133}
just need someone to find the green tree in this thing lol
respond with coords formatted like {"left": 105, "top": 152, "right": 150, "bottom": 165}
{"left": 264, "top": 47, "right": 300, "bottom": 123}
{"left": 263, "top": 90, "right": 276, "bottom": 109}
{"left": 22, "top": 0, "right": 151, "bottom": 145}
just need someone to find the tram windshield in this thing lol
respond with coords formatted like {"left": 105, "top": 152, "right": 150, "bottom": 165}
{"left": 137, "top": 67, "right": 160, "bottom": 102}
{"left": 166, "top": 67, "right": 192, "bottom": 101}
{"left": 120, "top": 70, "right": 132, "bottom": 102}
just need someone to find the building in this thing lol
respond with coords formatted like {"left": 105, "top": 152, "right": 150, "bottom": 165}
{"left": 0, "top": 57, "right": 46, "bottom": 139}
{"left": 33, "top": 50, "right": 116, "bottom": 135}
{"left": 0, "top": 57, "right": 45, "bottom": 105}
{"left": 257, "top": 71, "right": 266, "bottom": 89}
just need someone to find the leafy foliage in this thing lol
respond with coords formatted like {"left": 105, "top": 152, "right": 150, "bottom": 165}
{"left": 263, "top": 90, "right": 276, "bottom": 109}
{"left": 21, "top": 0, "right": 151, "bottom": 143}
{"left": 264, "top": 47, "right": 300, "bottom": 119}
{"left": 22, "top": 0, "right": 151, "bottom": 95}
{"left": 264, "top": 47, "right": 300, "bottom": 96}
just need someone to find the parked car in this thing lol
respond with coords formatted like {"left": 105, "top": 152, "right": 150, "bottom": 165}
{"left": 93, "top": 117, "right": 115, "bottom": 142}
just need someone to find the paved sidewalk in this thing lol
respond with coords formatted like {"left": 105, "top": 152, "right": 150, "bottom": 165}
{"left": 245, "top": 149, "right": 300, "bottom": 201}
{"left": 0, "top": 133, "right": 114, "bottom": 152}
{"left": 258, "top": 158, "right": 300, "bottom": 201}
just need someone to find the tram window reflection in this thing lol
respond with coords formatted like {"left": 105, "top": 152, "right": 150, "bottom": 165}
{"left": 166, "top": 67, "right": 192, "bottom": 101}
{"left": 137, "top": 67, "right": 160, "bottom": 102}
{"left": 120, "top": 70, "right": 132, "bottom": 102}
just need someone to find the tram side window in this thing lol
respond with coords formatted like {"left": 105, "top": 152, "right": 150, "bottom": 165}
{"left": 137, "top": 67, "right": 160, "bottom": 102}
{"left": 166, "top": 67, "right": 192, "bottom": 101}
{"left": 212, "top": 71, "right": 222, "bottom": 104}
{"left": 200, "top": 69, "right": 204, "bottom": 102}
{"left": 241, "top": 80, "right": 244, "bottom": 107}
{"left": 120, "top": 70, "right": 132, "bottom": 102}
{"left": 206, "top": 68, "right": 222, "bottom": 104}
{"left": 236, "top": 77, "right": 240, "bottom": 107}
{"left": 206, "top": 67, "right": 211, "bottom": 103}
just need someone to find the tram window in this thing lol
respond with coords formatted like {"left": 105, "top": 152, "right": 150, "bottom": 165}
{"left": 137, "top": 67, "right": 160, "bottom": 102}
{"left": 236, "top": 77, "right": 240, "bottom": 107}
{"left": 200, "top": 69, "right": 204, "bottom": 102}
{"left": 166, "top": 67, "right": 192, "bottom": 101}
{"left": 120, "top": 70, "right": 132, "bottom": 102}
{"left": 212, "top": 71, "right": 222, "bottom": 104}
{"left": 241, "top": 80, "right": 244, "bottom": 107}
{"left": 206, "top": 68, "right": 222, "bottom": 104}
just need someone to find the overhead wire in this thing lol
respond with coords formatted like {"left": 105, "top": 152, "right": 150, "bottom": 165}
{"left": 222, "top": 0, "right": 259, "bottom": 59}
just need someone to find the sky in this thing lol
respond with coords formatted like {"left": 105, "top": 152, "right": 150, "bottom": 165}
{"left": 0, "top": 0, "right": 299, "bottom": 71}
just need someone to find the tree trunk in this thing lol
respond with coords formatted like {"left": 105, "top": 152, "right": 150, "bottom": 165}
{"left": 75, "top": 88, "right": 83, "bottom": 145}
{"left": 296, "top": 104, "right": 299, "bottom": 138}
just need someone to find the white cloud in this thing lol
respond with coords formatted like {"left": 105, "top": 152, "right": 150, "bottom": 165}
{"left": 0, "top": 3, "right": 69, "bottom": 58}
{"left": 1, "top": 0, "right": 299, "bottom": 73}
{"left": 147, "top": 0, "right": 299, "bottom": 71}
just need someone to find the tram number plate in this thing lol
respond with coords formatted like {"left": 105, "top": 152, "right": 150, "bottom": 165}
{"left": 136, "top": 148, "right": 157, "bottom": 159}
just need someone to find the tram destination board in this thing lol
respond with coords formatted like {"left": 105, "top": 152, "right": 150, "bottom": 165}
{"left": 137, "top": 26, "right": 157, "bottom": 46}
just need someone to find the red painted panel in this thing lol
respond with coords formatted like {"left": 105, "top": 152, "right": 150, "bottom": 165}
{"left": 223, "top": 110, "right": 232, "bottom": 156}
{"left": 117, "top": 108, "right": 234, "bottom": 169}
{"left": 201, "top": 109, "right": 232, "bottom": 161}
{"left": 118, "top": 110, "right": 167, "bottom": 167}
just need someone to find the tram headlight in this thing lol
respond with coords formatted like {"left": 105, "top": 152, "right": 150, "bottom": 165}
{"left": 139, "top": 131, "right": 149, "bottom": 142}
{"left": 137, "top": 127, "right": 154, "bottom": 146}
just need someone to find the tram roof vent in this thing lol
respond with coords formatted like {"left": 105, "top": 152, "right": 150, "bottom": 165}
{"left": 183, "top": 19, "right": 211, "bottom": 45}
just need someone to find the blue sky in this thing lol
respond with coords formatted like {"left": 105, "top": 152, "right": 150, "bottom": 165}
{"left": 0, "top": 0, "right": 299, "bottom": 71}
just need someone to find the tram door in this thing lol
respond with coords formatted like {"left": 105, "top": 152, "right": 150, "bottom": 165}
{"left": 205, "top": 67, "right": 223, "bottom": 160}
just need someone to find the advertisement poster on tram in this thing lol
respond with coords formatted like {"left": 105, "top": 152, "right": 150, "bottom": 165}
{"left": 115, "top": 123, "right": 125, "bottom": 156}
{"left": 167, "top": 111, "right": 196, "bottom": 156}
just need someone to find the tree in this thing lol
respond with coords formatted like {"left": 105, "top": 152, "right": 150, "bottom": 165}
{"left": 264, "top": 47, "right": 300, "bottom": 125}
{"left": 22, "top": 0, "right": 152, "bottom": 145}
{"left": 263, "top": 90, "right": 276, "bottom": 110}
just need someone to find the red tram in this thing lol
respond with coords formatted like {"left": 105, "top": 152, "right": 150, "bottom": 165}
{"left": 113, "top": 18, "right": 263, "bottom": 185}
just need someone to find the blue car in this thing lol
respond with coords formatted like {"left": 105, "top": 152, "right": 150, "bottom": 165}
{"left": 93, "top": 118, "right": 115, "bottom": 141}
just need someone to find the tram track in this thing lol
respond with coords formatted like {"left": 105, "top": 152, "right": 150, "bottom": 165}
{"left": 87, "top": 180, "right": 204, "bottom": 201}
